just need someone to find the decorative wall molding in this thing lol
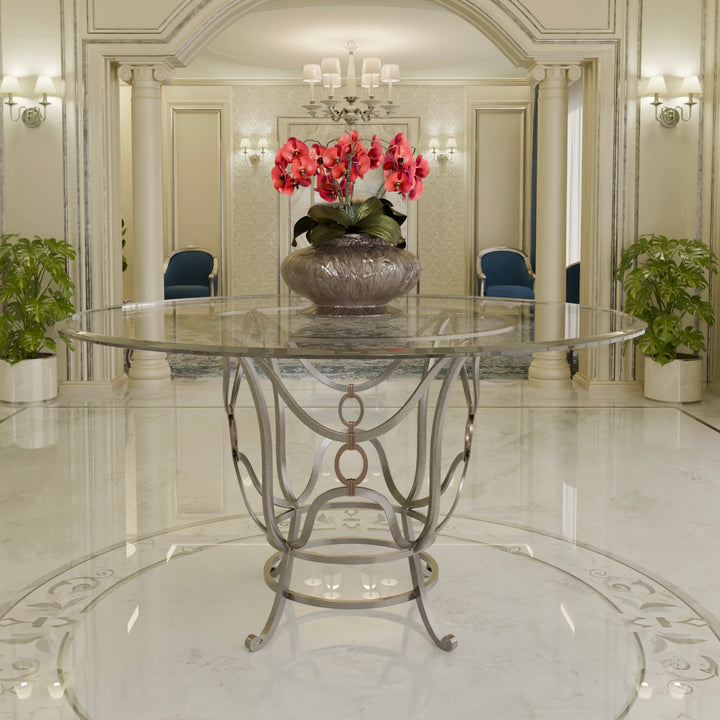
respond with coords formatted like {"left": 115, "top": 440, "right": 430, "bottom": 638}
{"left": 87, "top": 0, "right": 206, "bottom": 35}
{"left": 499, "top": 0, "right": 617, "bottom": 35}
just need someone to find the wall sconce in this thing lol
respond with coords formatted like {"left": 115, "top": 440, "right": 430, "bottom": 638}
{"left": 239, "top": 137, "right": 269, "bottom": 165}
{"left": 0, "top": 75, "right": 59, "bottom": 128}
{"left": 428, "top": 136, "right": 457, "bottom": 163}
{"left": 646, "top": 75, "right": 702, "bottom": 128}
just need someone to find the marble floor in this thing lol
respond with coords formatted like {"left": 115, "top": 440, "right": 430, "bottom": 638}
{"left": 1, "top": 371, "right": 720, "bottom": 720}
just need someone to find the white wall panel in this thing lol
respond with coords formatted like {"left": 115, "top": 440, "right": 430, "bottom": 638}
{"left": 474, "top": 108, "right": 527, "bottom": 255}
{"left": 161, "top": 86, "right": 232, "bottom": 294}
{"left": 171, "top": 111, "right": 222, "bottom": 253}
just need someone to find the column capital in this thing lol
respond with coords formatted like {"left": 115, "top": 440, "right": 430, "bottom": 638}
{"left": 118, "top": 63, "right": 172, "bottom": 86}
{"left": 529, "top": 63, "right": 582, "bottom": 86}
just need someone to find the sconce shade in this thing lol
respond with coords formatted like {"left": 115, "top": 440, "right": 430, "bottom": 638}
{"left": 239, "top": 138, "right": 251, "bottom": 151}
{"left": 258, "top": 138, "right": 269, "bottom": 151}
{"left": 34, "top": 76, "right": 55, "bottom": 96}
{"left": 646, "top": 75, "right": 667, "bottom": 96}
{"left": 446, "top": 137, "right": 457, "bottom": 151}
{"left": 681, "top": 75, "right": 702, "bottom": 95}
{"left": 429, "top": 137, "right": 440, "bottom": 151}
{"left": 0, "top": 75, "right": 21, "bottom": 95}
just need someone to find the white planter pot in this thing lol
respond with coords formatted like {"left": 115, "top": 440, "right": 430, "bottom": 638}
{"left": 0, "top": 355, "right": 58, "bottom": 403}
{"left": 643, "top": 354, "right": 703, "bottom": 403}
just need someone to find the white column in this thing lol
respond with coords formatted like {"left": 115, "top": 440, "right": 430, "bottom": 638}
{"left": 119, "top": 64, "right": 172, "bottom": 392}
{"left": 528, "top": 64, "right": 582, "bottom": 391}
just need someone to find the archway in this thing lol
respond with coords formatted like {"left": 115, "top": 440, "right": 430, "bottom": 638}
{"left": 72, "top": 0, "right": 623, "bottom": 391}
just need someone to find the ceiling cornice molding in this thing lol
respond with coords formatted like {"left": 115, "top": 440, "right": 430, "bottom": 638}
{"left": 168, "top": 77, "right": 533, "bottom": 87}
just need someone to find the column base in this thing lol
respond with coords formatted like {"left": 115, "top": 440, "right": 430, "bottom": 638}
{"left": 127, "top": 349, "right": 172, "bottom": 392}
{"left": 528, "top": 350, "right": 572, "bottom": 392}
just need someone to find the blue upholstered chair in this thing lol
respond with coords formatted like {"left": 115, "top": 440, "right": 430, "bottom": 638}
{"left": 163, "top": 247, "right": 218, "bottom": 299}
{"left": 476, "top": 247, "right": 535, "bottom": 299}
{"left": 566, "top": 261, "right": 580, "bottom": 303}
{"left": 565, "top": 261, "right": 581, "bottom": 374}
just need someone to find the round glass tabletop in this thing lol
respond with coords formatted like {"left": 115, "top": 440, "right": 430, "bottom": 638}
{"left": 57, "top": 295, "right": 645, "bottom": 360}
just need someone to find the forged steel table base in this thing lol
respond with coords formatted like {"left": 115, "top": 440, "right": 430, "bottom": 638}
{"left": 223, "top": 353, "right": 478, "bottom": 652}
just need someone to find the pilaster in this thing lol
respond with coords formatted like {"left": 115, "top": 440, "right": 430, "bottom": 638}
{"left": 528, "top": 63, "right": 582, "bottom": 392}
{"left": 118, "top": 64, "right": 172, "bottom": 391}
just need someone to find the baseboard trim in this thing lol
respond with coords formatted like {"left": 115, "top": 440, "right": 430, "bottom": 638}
{"left": 60, "top": 373, "right": 128, "bottom": 397}
{"left": 572, "top": 374, "right": 643, "bottom": 400}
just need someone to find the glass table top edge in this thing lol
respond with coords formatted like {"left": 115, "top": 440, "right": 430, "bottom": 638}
{"left": 56, "top": 294, "right": 646, "bottom": 359}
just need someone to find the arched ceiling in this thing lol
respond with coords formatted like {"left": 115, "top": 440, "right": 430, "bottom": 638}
{"left": 179, "top": 0, "right": 527, "bottom": 81}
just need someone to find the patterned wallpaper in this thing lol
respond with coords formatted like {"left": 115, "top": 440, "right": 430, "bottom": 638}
{"left": 230, "top": 84, "right": 468, "bottom": 296}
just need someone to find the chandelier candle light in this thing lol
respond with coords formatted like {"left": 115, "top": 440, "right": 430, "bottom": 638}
{"left": 302, "top": 41, "right": 399, "bottom": 125}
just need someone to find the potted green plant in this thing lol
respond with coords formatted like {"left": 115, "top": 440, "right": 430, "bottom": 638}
{"left": 616, "top": 233, "right": 718, "bottom": 402}
{"left": 0, "top": 234, "right": 76, "bottom": 403}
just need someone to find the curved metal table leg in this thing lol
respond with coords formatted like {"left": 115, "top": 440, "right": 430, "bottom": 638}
{"left": 245, "top": 552, "right": 294, "bottom": 652}
{"left": 408, "top": 552, "right": 457, "bottom": 652}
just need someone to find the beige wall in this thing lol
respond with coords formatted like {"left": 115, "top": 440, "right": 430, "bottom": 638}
{"left": 1, "top": 0, "right": 719, "bottom": 391}
{"left": 636, "top": 0, "right": 719, "bottom": 387}
{"left": 0, "top": 0, "right": 64, "bottom": 238}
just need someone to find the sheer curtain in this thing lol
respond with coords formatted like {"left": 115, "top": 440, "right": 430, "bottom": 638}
{"left": 566, "top": 78, "right": 583, "bottom": 265}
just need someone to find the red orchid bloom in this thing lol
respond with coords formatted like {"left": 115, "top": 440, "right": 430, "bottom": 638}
{"left": 272, "top": 131, "right": 430, "bottom": 236}
{"left": 271, "top": 165, "right": 296, "bottom": 195}
{"left": 384, "top": 133, "right": 415, "bottom": 171}
{"left": 368, "top": 135, "right": 383, "bottom": 169}
{"left": 414, "top": 154, "right": 430, "bottom": 179}
{"left": 277, "top": 137, "right": 310, "bottom": 165}
{"left": 291, "top": 155, "right": 318, "bottom": 186}
{"left": 350, "top": 149, "right": 371, "bottom": 181}
{"left": 336, "top": 130, "right": 359, "bottom": 154}
{"left": 407, "top": 153, "right": 430, "bottom": 200}
{"left": 315, "top": 173, "right": 339, "bottom": 202}
{"left": 330, "top": 159, "right": 349, "bottom": 181}
{"left": 408, "top": 178, "right": 424, "bottom": 200}
{"left": 384, "top": 170, "right": 415, "bottom": 198}
{"left": 310, "top": 143, "right": 337, "bottom": 170}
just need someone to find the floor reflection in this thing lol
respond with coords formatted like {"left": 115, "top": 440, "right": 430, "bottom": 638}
{"left": 1, "top": 379, "right": 719, "bottom": 719}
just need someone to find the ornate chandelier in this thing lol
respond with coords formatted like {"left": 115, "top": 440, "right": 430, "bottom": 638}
{"left": 301, "top": 41, "right": 399, "bottom": 125}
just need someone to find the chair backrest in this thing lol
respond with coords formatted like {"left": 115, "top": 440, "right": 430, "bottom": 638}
{"left": 477, "top": 247, "right": 534, "bottom": 292}
{"left": 164, "top": 247, "right": 218, "bottom": 296}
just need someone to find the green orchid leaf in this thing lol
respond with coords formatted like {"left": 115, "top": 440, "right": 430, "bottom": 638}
{"left": 292, "top": 215, "right": 317, "bottom": 244}
{"left": 354, "top": 214, "right": 403, "bottom": 245}
{"left": 379, "top": 198, "right": 407, "bottom": 226}
{"left": 308, "top": 204, "right": 352, "bottom": 228}
{"left": 353, "top": 197, "right": 384, "bottom": 223}
{"left": 307, "top": 223, "right": 348, "bottom": 245}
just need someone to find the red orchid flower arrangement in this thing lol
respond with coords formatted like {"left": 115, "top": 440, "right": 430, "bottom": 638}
{"left": 272, "top": 130, "right": 429, "bottom": 247}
